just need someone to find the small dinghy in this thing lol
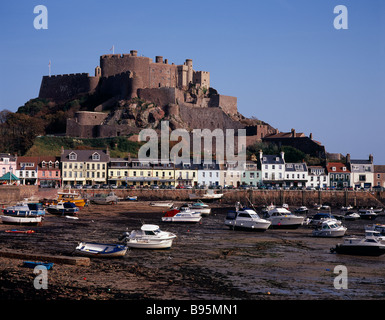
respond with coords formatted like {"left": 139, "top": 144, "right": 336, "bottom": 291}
{"left": 1, "top": 215, "right": 42, "bottom": 225}
{"left": 162, "top": 208, "right": 202, "bottom": 223}
{"left": 75, "top": 242, "right": 128, "bottom": 258}
{"left": 120, "top": 224, "right": 177, "bottom": 249}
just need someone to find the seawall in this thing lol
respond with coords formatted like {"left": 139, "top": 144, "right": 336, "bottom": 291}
{"left": 1, "top": 186, "right": 384, "bottom": 208}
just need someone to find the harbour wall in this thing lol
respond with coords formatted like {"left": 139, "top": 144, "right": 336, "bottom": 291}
{"left": 1, "top": 186, "right": 384, "bottom": 208}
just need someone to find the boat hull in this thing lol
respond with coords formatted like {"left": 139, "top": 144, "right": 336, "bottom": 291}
{"left": 1, "top": 215, "right": 42, "bottom": 225}
{"left": 161, "top": 216, "right": 202, "bottom": 223}
{"left": 225, "top": 220, "right": 271, "bottom": 231}
{"left": 75, "top": 242, "right": 128, "bottom": 258}
{"left": 126, "top": 239, "right": 174, "bottom": 249}
{"left": 268, "top": 216, "right": 304, "bottom": 229}
{"left": 332, "top": 244, "right": 385, "bottom": 256}
{"left": 312, "top": 229, "right": 346, "bottom": 237}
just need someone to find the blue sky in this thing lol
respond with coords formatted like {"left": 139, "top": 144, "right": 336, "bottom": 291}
{"left": 1, "top": 0, "right": 384, "bottom": 163}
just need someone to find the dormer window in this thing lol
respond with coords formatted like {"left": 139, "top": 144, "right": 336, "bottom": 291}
{"left": 332, "top": 167, "right": 336, "bottom": 171}
{"left": 275, "top": 157, "right": 279, "bottom": 162}
{"left": 92, "top": 152, "right": 100, "bottom": 161}
{"left": 41, "top": 161, "right": 46, "bottom": 168}
{"left": 48, "top": 161, "right": 53, "bottom": 168}
{"left": 342, "top": 167, "right": 346, "bottom": 171}
{"left": 69, "top": 152, "right": 77, "bottom": 161}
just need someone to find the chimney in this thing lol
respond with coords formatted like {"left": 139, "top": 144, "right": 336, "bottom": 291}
{"left": 259, "top": 150, "right": 263, "bottom": 161}
{"left": 346, "top": 153, "right": 351, "bottom": 164}
{"left": 61, "top": 146, "right": 64, "bottom": 155}
{"left": 369, "top": 154, "right": 373, "bottom": 163}
{"left": 280, "top": 151, "right": 285, "bottom": 161}
{"left": 291, "top": 128, "right": 296, "bottom": 137}
{"left": 309, "top": 133, "right": 313, "bottom": 140}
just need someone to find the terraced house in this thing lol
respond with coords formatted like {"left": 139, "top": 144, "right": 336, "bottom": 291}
{"left": 326, "top": 162, "right": 351, "bottom": 189}
{"left": 61, "top": 149, "right": 109, "bottom": 186}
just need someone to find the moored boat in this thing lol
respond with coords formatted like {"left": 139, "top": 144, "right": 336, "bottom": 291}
{"left": 2, "top": 203, "right": 45, "bottom": 217}
{"left": 54, "top": 191, "right": 87, "bottom": 207}
{"left": 75, "top": 242, "right": 128, "bottom": 258}
{"left": 312, "top": 220, "right": 347, "bottom": 237}
{"left": 162, "top": 208, "right": 202, "bottom": 223}
{"left": 120, "top": 224, "right": 177, "bottom": 249}
{"left": 89, "top": 192, "right": 119, "bottom": 205}
{"left": 1, "top": 215, "right": 42, "bottom": 225}
{"left": 225, "top": 206, "right": 271, "bottom": 231}
{"left": 46, "top": 201, "right": 79, "bottom": 216}
{"left": 330, "top": 234, "right": 385, "bottom": 256}
{"left": 189, "top": 200, "right": 211, "bottom": 215}
{"left": 344, "top": 211, "right": 360, "bottom": 221}
{"left": 150, "top": 201, "right": 173, "bottom": 208}
{"left": 359, "top": 209, "right": 377, "bottom": 220}
{"left": 188, "top": 189, "right": 223, "bottom": 201}
{"left": 263, "top": 206, "right": 304, "bottom": 229}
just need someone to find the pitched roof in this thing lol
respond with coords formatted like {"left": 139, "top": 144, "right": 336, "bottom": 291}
{"left": 61, "top": 149, "right": 109, "bottom": 162}
{"left": 261, "top": 154, "right": 285, "bottom": 165}
{"left": 326, "top": 162, "right": 350, "bottom": 173}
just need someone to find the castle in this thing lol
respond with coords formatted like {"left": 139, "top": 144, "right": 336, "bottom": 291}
{"left": 38, "top": 50, "right": 266, "bottom": 139}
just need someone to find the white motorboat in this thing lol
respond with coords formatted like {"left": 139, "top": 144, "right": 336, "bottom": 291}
{"left": 75, "top": 242, "right": 128, "bottom": 258}
{"left": 365, "top": 224, "right": 385, "bottom": 236}
{"left": 341, "top": 205, "right": 353, "bottom": 211}
{"left": 312, "top": 220, "right": 347, "bottom": 237}
{"left": 189, "top": 200, "right": 211, "bottom": 215}
{"left": 162, "top": 208, "right": 202, "bottom": 223}
{"left": 225, "top": 207, "right": 271, "bottom": 231}
{"left": 188, "top": 189, "right": 223, "bottom": 201}
{"left": 330, "top": 233, "right": 385, "bottom": 256}
{"left": 295, "top": 206, "right": 308, "bottom": 214}
{"left": 120, "top": 224, "right": 176, "bottom": 249}
{"left": 1, "top": 215, "right": 42, "bottom": 225}
{"left": 359, "top": 210, "right": 377, "bottom": 220}
{"left": 150, "top": 201, "right": 173, "bottom": 208}
{"left": 46, "top": 201, "right": 79, "bottom": 216}
{"left": 263, "top": 206, "right": 304, "bottom": 229}
{"left": 344, "top": 211, "right": 360, "bottom": 221}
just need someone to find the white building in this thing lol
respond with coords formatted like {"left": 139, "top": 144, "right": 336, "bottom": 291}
{"left": 284, "top": 162, "right": 308, "bottom": 188}
{"left": 197, "top": 162, "right": 221, "bottom": 187}
{"left": 259, "top": 151, "right": 285, "bottom": 187}
{"left": 307, "top": 166, "right": 329, "bottom": 189}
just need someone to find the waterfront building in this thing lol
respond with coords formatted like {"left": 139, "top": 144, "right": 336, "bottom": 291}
{"left": 37, "top": 156, "right": 61, "bottom": 188}
{"left": 307, "top": 166, "right": 329, "bottom": 189}
{"left": 347, "top": 154, "right": 374, "bottom": 189}
{"left": 61, "top": 149, "right": 109, "bottom": 186}
{"left": 0, "top": 153, "right": 17, "bottom": 182}
{"left": 174, "top": 162, "right": 198, "bottom": 187}
{"left": 16, "top": 156, "right": 38, "bottom": 185}
{"left": 221, "top": 161, "right": 242, "bottom": 188}
{"left": 197, "top": 162, "right": 221, "bottom": 188}
{"left": 108, "top": 157, "right": 130, "bottom": 186}
{"left": 374, "top": 165, "right": 385, "bottom": 189}
{"left": 284, "top": 162, "right": 308, "bottom": 188}
{"left": 151, "top": 161, "right": 175, "bottom": 187}
{"left": 259, "top": 151, "right": 285, "bottom": 187}
{"left": 240, "top": 161, "right": 261, "bottom": 187}
{"left": 326, "top": 162, "right": 351, "bottom": 189}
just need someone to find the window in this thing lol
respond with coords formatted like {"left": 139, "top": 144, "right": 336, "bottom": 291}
{"left": 92, "top": 153, "right": 100, "bottom": 161}
{"left": 69, "top": 152, "right": 77, "bottom": 160}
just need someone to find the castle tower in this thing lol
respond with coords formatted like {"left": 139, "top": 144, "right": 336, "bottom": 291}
{"left": 186, "top": 59, "right": 193, "bottom": 85}
{"left": 95, "top": 66, "right": 101, "bottom": 77}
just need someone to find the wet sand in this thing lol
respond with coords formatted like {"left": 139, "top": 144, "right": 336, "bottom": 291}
{"left": 0, "top": 201, "right": 384, "bottom": 301}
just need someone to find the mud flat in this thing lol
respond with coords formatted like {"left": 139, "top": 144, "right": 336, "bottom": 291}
{"left": 0, "top": 201, "right": 384, "bottom": 301}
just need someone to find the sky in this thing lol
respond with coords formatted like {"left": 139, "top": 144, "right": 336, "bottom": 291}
{"left": 0, "top": 0, "right": 384, "bottom": 163}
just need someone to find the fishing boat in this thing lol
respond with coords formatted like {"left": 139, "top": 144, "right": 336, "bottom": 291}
{"left": 312, "top": 220, "right": 347, "bottom": 237}
{"left": 263, "top": 206, "right": 304, "bottom": 229}
{"left": 54, "top": 191, "right": 87, "bottom": 207}
{"left": 75, "top": 242, "right": 128, "bottom": 258}
{"left": 344, "top": 211, "right": 360, "bottom": 221}
{"left": 330, "top": 233, "right": 385, "bottom": 256}
{"left": 162, "top": 208, "right": 202, "bottom": 223}
{"left": 225, "top": 205, "right": 271, "bottom": 231}
{"left": 120, "top": 224, "right": 177, "bottom": 249}
{"left": 1, "top": 215, "right": 42, "bottom": 225}
{"left": 2, "top": 203, "right": 45, "bottom": 217}
{"left": 89, "top": 192, "right": 119, "bottom": 205}
{"left": 189, "top": 200, "right": 211, "bottom": 215}
{"left": 46, "top": 201, "right": 79, "bottom": 216}
{"left": 359, "top": 209, "right": 377, "bottom": 220}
